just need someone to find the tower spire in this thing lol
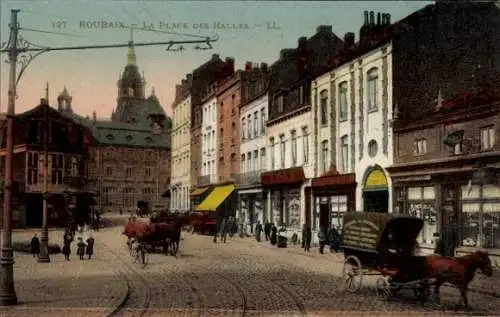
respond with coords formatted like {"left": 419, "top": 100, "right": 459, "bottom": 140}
{"left": 45, "top": 82, "right": 49, "bottom": 104}
{"left": 127, "top": 27, "right": 136, "bottom": 65}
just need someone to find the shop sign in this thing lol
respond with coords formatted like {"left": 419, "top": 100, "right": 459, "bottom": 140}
{"left": 365, "top": 169, "right": 388, "bottom": 188}
{"left": 261, "top": 167, "right": 305, "bottom": 186}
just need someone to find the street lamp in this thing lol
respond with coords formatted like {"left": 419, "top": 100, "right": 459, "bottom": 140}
{"left": 37, "top": 98, "right": 50, "bottom": 263}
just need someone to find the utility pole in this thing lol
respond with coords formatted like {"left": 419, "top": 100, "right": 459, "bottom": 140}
{"left": 0, "top": 8, "right": 19, "bottom": 306}
{"left": 0, "top": 9, "right": 218, "bottom": 306}
{"left": 37, "top": 97, "right": 50, "bottom": 263}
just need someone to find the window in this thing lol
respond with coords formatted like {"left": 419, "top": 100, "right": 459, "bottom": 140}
{"left": 27, "top": 152, "right": 39, "bottom": 185}
{"left": 367, "top": 68, "right": 378, "bottom": 111}
{"left": 105, "top": 166, "right": 112, "bottom": 177}
{"left": 413, "top": 138, "right": 427, "bottom": 156}
{"left": 253, "top": 111, "right": 258, "bottom": 138}
{"left": 291, "top": 130, "right": 297, "bottom": 166}
{"left": 103, "top": 187, "right": 113, "bottom": 206}
{"left": 277, "top": 96, "right": 284, "bottom": 113}
{"left": 338, "top": 81, "right": 348, "bottom": 120}
{"left": 340, "top": 135, "right": 349, "bottom": 173}
{"left": 407, "top": 186, "right": 438, "bottom": 246}
{"left": 253, "top": 150, "right": 258, "bottom": 170}
{"left": 321, "top": 140, "right": 329, "bottom": 174}
{"left": 461, "top": 184, "right": 500, "bottom": 248}
{"left": 241, "top": 118, "right": 246, "bottom": 140}
{"left": 143, "top": 188, "right": 154, "bottom": 203}
{"left": 480, "top": 126, "right": 495, "bottom": 151}
{"left": 260, "top": 148, "right": 266, "bottom": 170}
{"left": 260, "top": 108, "right": 266, "bottom": 134}
{"left": 302, "top": 127, "right": 309, "bottom": 164}
{"left": 368, "top": 140, "right": 378, "bottom": 158}
{"left": 71, "top": 157, "right": 79, "bottom": 177}
{"left": 247, "top": 152, "right": 252, "bottom": 171}
{"left": 279, "top": 135, "right": 286, "bottom": 168}
{"left": 247, "top": 114, "right": 252, "bottom": 138}
{"left": 51, "top": 153, "right": 63, "bottom": 185}
{"left": 145, "top": 167, "right": 152, "bottom": 178}
{"left": 330, "top": 195, "right": 348, "bottom": 229}
{"left": 241, "top": 154, "right": 246, "bottom": 172}
{"left": 270, "top": 137, "right": 275, "bottom": 169}
{"left": 126, "top": 167, "right": 133, "bottom": 177}
{"left": 123, "top": 187, "right": 135, "bottom": 208}
{"left": 320, "top": 89, "right": 328, "bottom": 125}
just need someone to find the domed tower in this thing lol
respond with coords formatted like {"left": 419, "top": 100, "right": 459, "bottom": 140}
{"left": 114, "top": 40, "right": 146, "bottom": 124}
{"left": 57, "top": 86, "right": 73, "bottom": 114}
{"left": 143, "top": 87, "right": 171, "bottom": 133}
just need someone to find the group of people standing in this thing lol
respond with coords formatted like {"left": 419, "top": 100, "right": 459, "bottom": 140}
{"left": 30, "top": 224, "right": 95, "bottom": 261}
{"left": 213, "top": 216, "right": 237, "bottom": 243}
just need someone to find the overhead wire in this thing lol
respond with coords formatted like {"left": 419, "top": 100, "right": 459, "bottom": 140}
{"left": 20, "top": 27, "right": 85, "bottom": 38}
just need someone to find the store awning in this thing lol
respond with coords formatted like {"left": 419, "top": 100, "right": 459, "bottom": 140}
{"left": 196, "top": 184, "right": 235, "bottom": 212}
{"left": 190, "top": 187, "right": 210, "bottom": 197}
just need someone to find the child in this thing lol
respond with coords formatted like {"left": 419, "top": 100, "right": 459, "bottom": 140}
{"left": 76, "top": 237, "right": 86, "bottom": 260}
{"left": 86, "top": 236, "right": 95, "bottom": 260}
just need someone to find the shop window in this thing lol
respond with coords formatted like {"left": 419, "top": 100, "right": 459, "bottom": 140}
{"left": 480, "top": 126, "right": 495, "bottom": 151}
{"left": 330, "top": 195, "right": 347, "bottom": 229}
{"left": 413, "top": 138, "right": 427, "bottom": 156}
{"left": 406, "top": 186, "right": 437, "bottom": 246}
{"left": 461, "top": 184, "right": 500, "bottom": 249}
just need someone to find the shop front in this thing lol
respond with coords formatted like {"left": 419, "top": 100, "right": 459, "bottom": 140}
{"left": 261, "top": 167, "right": 307, "bottom": 239}
{"left": 388, "top": 158, "right": 500, "bottom": 265}
{"left": 311, "top": 169, "right": 356, "bottom": 240}
{"left": 196, "top": 184, "right": 237, "bottom": 219}
{"left": 238, "top": 189, "right": 265, "bottom": 234}
{"left": 362, "top": 165, "right": 390, "bottom": 213}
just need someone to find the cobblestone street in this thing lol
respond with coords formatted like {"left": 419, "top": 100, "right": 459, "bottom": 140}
{"left": 1, "top": 223, "right": 499, "bottom": 317}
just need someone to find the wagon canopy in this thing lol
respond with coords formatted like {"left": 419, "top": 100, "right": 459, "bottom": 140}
{"left": 342, "top": 212, "right": 423, "bottom": 253}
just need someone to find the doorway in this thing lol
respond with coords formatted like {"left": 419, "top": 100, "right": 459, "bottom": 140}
{"left": 305, "top": 187, "right": 311, "bottom": 229}
{"left": 363, "top": 190, "right": 389, "bottom": 213}
{"left": 25, "top": 194, "right": 43, "bottom": 227}
{"left": 319, "top": 202, "right": 330, "bottom": 228}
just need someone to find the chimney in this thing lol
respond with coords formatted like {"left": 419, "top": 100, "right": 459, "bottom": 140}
{"left": 316, "top": 25, "right": 332, "bottom": 34}
{"left": 260, "top": 62, "right": 268, "bottom": 72}
{"left": 377, "top": 12, "right": 381, "bottom": 26}
{"left": 386, "top": 13, "right": 391, "bottom": 25}
{"left": 212, "top": 54, "right": 220, "bottom": 60}
{"left": 344, "top": 32, "right": 355, "bottom": 49}
{"left": 245, "top": 61, "right": 252, "bottom": 71}
{"left": 364, "top": 11, "right": 369, "bottom": 25}
{"left": 225, "top": 57, "right": 235, "bottom": 72}
{"left": 370, "top": 11, "right": 375, "bottom": 25}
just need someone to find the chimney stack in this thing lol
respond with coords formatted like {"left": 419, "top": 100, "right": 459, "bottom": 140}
{"left": 370, "top": 11, "right": 375, "bottom": 25}
{"left": 245, "top": 61, "right": 252, "bottom": 72}
{"left": 260, "top": 62, "right": 268, "bottom": 72}
{"left": 225, "top": 57, "right": 235, "bottom": 72}
{"left": 40, "top": 98, "right": 48, "bottom": 106}
{"left": 377, "top": 12, "right": 381, "bottom": 26}
{"left": 386, "top": 13, "right": 391, "bottom": 25}
{"left": 364, "top": 11, "right": 369, "bottom": 25}
{"left": 344, "top": 32, "right": 355, "bottom": 49}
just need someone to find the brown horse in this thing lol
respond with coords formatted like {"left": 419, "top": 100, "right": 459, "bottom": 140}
{"left": 424, "top": 251, "right": 493, "bottom": 308}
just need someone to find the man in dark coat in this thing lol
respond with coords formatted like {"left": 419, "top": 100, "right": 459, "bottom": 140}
{"left": 30, "top": 234, "right": 40, "bottom": 258}
{"left": 264, "top": 222, "right": 271, "bottom": 241}
{"left": 255, "top": 221, "right": 263, "bottom": 242}
{"left": 76, "top": 237, "right": 86, "bottom": 260}
{"left": 327, "top": 226, "right": 342, "bottom": 252}
{"left": 318, "top": 226, "right": 327, "bottom": 254}
{"left": 304, "top": 227, "right": 312, "bottom": 252}
{"left": 270, "top": 223, "right": 277, "bottom": 245}
{"left": 86, "top": 236, "right": 95, "bottom": 259}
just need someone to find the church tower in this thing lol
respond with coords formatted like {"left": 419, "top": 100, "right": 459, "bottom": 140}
{"left": 57, "top": 86, "right": 73, "bottom": 114}
{"left": 114, "top": 34, "right": 146, "bottom": 124}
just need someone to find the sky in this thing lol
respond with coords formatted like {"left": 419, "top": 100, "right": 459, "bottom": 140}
{"left": 0, "top": 1, "right": 432, "bottom": 118}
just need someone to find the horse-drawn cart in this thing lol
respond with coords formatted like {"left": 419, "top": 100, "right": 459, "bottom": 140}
{"left": 342, "top": 212, "right": 432, "bottom": 302}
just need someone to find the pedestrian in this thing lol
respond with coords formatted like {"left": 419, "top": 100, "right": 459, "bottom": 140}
{"left": 219, "top": 218, "right": 227, "bottom": 243}
{"left": 76, "top": 237, "right": 86, "bottom": 260}
{"left": 30, "top": 234, "right": 40, "bottom": 258}
{"left": 304, "top": 227, "right": 312, "bottom": 252}
{"left": 327, "top": 226, "right": 342, "bottom": 253}
{"left": 264, "top": 222, "right": 271, "bottom": 241}
{"left": 62, "top": 241, "right": 71, "bottom": 261}
{"left": 255, "top": 221, "right": 263, "bottom": 242}
{"left": 86, "top": 235, "right": 95, "bottom": 260}
{"left": 318, "top": 226, "right": 327, "bottom": 254}
{"left": 227, "top": 216, "right": 234, "bottom": 238}
{"left": 270, "top": 223, "right": 277, "bottom": 245}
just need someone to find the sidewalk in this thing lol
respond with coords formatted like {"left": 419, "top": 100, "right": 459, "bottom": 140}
{"left": 0, "top": 229, "right": 129, "bottom": 316}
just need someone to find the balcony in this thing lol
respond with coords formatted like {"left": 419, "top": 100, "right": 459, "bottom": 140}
{"left": 234, "top": 170, "right": 263, "bottom": 186}
{"left": 197, "top": 175, "right": 211, "bottom": 186}
{"left": 63, "top": 175, "right": 86, "bottom": 189}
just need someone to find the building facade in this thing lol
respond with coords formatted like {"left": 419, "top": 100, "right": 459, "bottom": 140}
{"left": 261, "top": 25, "right": 345, "bottom": 241}
{"left": 200, "top": 94, "right": 218, "bottom": 185}
{"left": 61, "top": 43, "right": 171, "bottom": 214}
{"left": 236, "top": 62, "right": 269, "bottom": 232}
{"left": 171, "top": 89, "right": 192, "bottom": 213}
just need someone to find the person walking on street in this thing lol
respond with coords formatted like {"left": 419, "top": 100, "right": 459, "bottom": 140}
{"left": 255, "top": 221, "right": 263, "bottom": 242}
{"left": 76, "top": 237, "right": 86, "bottom": 260}
{"left": 30, "top": 234, "right": 40, "bottom": 258}
{"left": 318, "top": 226, "right": 327, "bottom": 254}
{"left": 327, "top": 226, "right": 342, "bottom": 252}
{"left": 227, "top": 216, "right": 235, "bottom": 238}
{"left": 264, "top": 222, "right": 271, "bottom": 241}
{"left": 304, "top": 227, "right": 312, "bottom": 252}
{"left": 62, "top": 239, "right": 71, "bottom": 261}
{"left": 219, "top": 218, "right": 227, "bottom": 243}
{"left": 270, "top": 223, "right": 277, "bottom": 245}
{"left": 86, "top": 235, "right": 95, "bottom": 259}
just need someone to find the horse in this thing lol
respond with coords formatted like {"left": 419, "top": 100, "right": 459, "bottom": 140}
{"left": 424, "top": 250, "right": 493, "bottom": 308}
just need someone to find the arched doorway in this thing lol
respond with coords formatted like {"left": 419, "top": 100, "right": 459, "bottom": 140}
{"left": 362, "top": 166, "right": 389, "bottom": 213}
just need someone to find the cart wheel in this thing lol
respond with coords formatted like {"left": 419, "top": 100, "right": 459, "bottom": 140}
{"left": 376, "top": 277, "right": 391, "bottom": 299}
{"left": 343, "top": 255, "right": 363, "bottom": 293}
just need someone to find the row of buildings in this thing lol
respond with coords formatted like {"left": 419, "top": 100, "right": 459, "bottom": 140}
{"left": 0, "top": 42, "right": 172, "bottom": 228}
{"left": 169, "top": 2, "right": 500, "bottom": 261}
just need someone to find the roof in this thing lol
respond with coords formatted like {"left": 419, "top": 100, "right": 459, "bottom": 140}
{"left": 62, "top": 111, "right": 170, "bottom": 149}
{"left": 145, "top": 93, "right": 166, "bottom": 116}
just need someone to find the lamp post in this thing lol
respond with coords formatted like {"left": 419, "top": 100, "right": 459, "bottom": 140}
{"left": 37, "top": 98, "right": 50, "bottom": 263}
{"left": 0, "top": 9, "right": 19, "bottom": 305}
